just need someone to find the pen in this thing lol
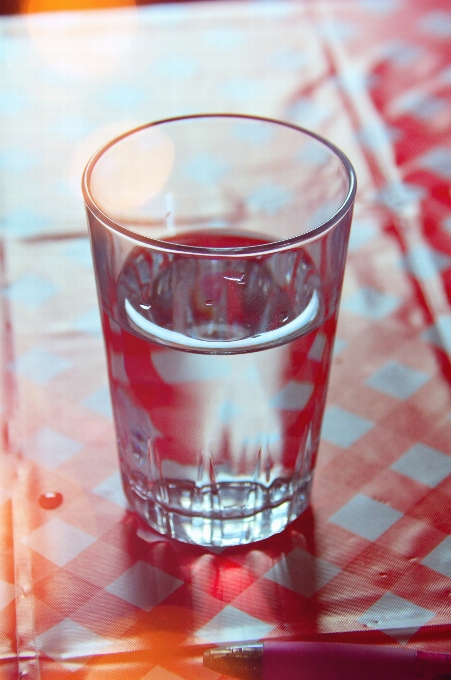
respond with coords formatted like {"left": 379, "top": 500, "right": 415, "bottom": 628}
{"left": 203, "top": 641, "right": 451, "bottom": 680}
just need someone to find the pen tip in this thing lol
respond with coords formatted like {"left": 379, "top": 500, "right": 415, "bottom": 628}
{"left": 203, "top": 644, "right": 263, "bottom": 680}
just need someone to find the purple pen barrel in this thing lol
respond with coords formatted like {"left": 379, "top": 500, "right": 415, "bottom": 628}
{"left": 203, "top": 641, "right": 451, "bottom": 680}
{"left": 262, "top": 642, "right": 451, "bottom": 680}
{"left": 417, "top": 650, "right": 451, "bottom": 680}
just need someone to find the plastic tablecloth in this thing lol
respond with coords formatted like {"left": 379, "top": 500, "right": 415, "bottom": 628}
{"left": 2, "top": 0, "right": 451, "bottom": 677}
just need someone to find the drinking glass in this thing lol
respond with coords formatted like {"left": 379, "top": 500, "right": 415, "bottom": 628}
{"left": 82, "top": 114, "right": 356, "bottom": 547}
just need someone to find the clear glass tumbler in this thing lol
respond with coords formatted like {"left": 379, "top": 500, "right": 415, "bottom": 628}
{"left": 82, "top": 114, "right": 356, "bottom": 547}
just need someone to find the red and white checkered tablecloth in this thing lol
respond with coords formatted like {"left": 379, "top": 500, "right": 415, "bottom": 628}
{"left": 1, "top": 0, "right": 451, "bottom": 677}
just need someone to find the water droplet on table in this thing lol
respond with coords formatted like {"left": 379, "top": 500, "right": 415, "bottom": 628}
{"left": 39, "top": 491, "right": 63, "bottom": 509}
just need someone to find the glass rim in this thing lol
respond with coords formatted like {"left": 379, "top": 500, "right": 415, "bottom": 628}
{"left": 82, "top": 113, "right": 357, "bottom": 256}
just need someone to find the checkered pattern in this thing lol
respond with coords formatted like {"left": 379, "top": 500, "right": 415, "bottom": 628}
{"left": 2, "top": 0, "right": 451, "bottom": 678}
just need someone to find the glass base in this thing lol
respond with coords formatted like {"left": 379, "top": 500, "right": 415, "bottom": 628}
{"left": 123, "top": 477, "right": 313, "bottom": 547}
